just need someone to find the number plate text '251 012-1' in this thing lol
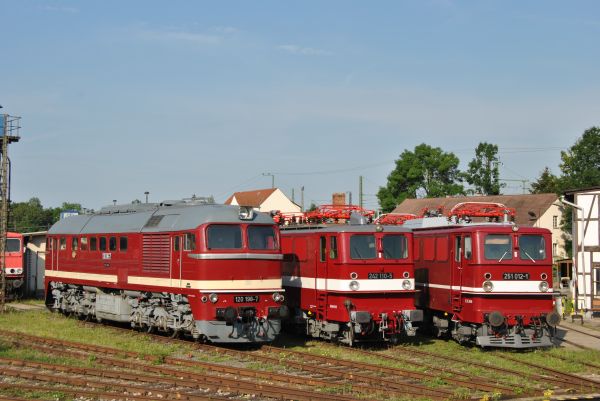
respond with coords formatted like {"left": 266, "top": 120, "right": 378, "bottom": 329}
{"left": 503, "top": 272, "right": 530, "bottom": 280}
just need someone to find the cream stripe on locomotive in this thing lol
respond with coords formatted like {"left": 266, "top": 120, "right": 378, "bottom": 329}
{"left": 283, "top": 276, "right": 415, "bottom": 291}
{"left": 128, "top": 276, "right": 282, "bottom": 291}
{"left": 188, "top": 253, "right": 283, "bottom": 260}
{"left": 45, "top": 270, "right": 281, "bottom": 291}
{"left": 423, "top": 281, "right": 551, "bottom": 294}
{"left": 45, "top": 270, "right": 118, "bottom": 283}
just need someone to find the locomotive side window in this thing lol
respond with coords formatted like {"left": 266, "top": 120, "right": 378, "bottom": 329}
{"left": 329, "top": 236, "right": 338, "bottom": 259}
{"left": 248, "top": 226, "right": 276, "bottom": 250}
{"left": 350, "top": 235, "right": 376, "bottom": 260}
{"left": 120, "top": 236, "right": 128, "bottom": 252}
{"left": 99, "top": 237, "right": 107, "bottom": 251}
{"left": 423, "top": 237, "right": 435, "bottom": 261}
{"left": 81, "top": 237, "right": 88, "bottom": 251}
{"left": 6, "top": 238, "right": 21, "bottom": 253}
{"left": 72, "top": 237, "right": 78, "bottom": 251}
{"left": 484, "top": 234, "right": 512, "bottom": 260}
{"left": 319, "top": 236, "right": 326, "bottom": 262}
{"left": 60, "top": 237, "right": 66, "bottom": 251}
{"left": 464, "top": 236, "right": 472, "bottom": 259}
{"left": 382, "top": 235, "right": 407, "bottom": 259}
{"left": 454, "top": 237, "right": 461, "bottom": 262}
{"left": 519, "top": 235, "right": 546, "bottom": 261}
{"left": 207, "top": 225, "right": 242, "bottom": 249}
{"left": 90, "top": 237, "right": 97, "bottom": 251}
{"left": 47, "top": 238, "right": 52, "bottom": 250}
{"left": 109, "top": 236, "right": 117, "bottom": 251}
{"left": 174, "top": 236, "right": 180, "bottom": 251}
{"left": 436, "top": 237, "right": 448, "bottom": 261}
{"left": 184, "top": 233, "right": 196, "bottom": 251}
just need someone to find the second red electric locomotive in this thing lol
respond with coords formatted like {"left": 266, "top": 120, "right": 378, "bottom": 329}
{"left": 281, "top": 214, "right": 422, "bottom": 345}
{"left": 4, "top": 232, "right": 25, "bottom": 299}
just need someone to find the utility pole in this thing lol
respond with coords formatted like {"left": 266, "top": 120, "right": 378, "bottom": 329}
{"left": 291, "top": 188, "right": 295, "bottom": 203}
{"left": 359, "top": 176, "right": 363, "bottom": 209}
{"left": 499, "top": 179, "right": 530, "bottom": 194}
{"left": 0, "top": 111, "right": 20, "bottom": 312}
{"left": 262, "top": 173, "right": 274, "bottom": 188}
{"left": 301, "top": 186, "right": 304, "bottom": 212}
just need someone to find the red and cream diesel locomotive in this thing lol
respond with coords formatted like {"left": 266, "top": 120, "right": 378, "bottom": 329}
{"left": 405, "top": 203, "right": 560, "bottom": 348}
{"left": 45, "top": 199, "right": 288, "bottom": 343}
{"left": 281, "top": 214, "right": 422, "bottom": 345}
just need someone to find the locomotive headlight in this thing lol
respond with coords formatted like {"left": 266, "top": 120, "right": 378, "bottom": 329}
{"left": 209, "top": 293, "right": 219, "bottom": 303}
{"left": 483, "top": 281, "right": 494, "bottom": 292}
{"left": 349, "top": 280, "right": 360, "bottom": 291}
{"left": 16, "top": 268, "right": 23, "bottom": 274}
{"left": 539, "top": 281, "right": 549, "bottom": 293}
{"left": 402, "top": 279, "right": 412, "bottom": 290}
{"left": 272, "top": 292, "right": 285, "bottom": 303}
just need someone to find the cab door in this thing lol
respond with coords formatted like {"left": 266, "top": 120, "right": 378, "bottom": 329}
{"left": 316, "top": 236, "right": 327, "bottom": 320}
{"left": 451, "top": 234, "right": 463, "bottom": 312}
{"left": 171, "top": 234, "right": 183, "bottom": 288}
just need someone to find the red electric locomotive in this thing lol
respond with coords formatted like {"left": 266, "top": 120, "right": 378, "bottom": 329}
{"left": 281, "top": 214, "right": 422, "bottom": 345}
{"left": 4, "top": 232, "right": 25, "bottom": 299}
{"left": 406, "top": 203, "right": 560, "bottom": 348}
{"left": 45, "top": 199, "right": 288, "bottom": 343}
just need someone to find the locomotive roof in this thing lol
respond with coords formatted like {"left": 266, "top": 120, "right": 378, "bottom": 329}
{"left": 403, "top": 217, "right": 551, "bottom": 234}
{"left": 280, "top": 224, "right": 411, "bottom": 234}
{"left": 48, "top": 203, "right": 275, "bottom": 235}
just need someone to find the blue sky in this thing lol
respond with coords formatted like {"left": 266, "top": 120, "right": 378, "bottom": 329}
{"left": 2, "top": 1, "right": 599, "bottom": 211}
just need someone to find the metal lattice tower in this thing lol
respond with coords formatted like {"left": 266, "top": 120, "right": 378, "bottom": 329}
{"left": 0, "top": 114, "right": 20, "bottom": 312}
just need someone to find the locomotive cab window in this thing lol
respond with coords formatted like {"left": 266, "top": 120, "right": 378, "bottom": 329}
{"left": 519, "top": 235, "right": 546, "bottom": 261}
{"left": 484, "top": 234, "right": 512, "bottom": 260}
{"left": 6, "top": 238, "right": 21, "bottom": 253}
{"left": 350, "top": 235, "right": 376, "bottom": 260}
{"left": 319, "top": 236, "right": 326, "bottom": 262}
{"left": 248, "top": 226, "right": 276, "bottom": 250}
{"left": 382, "top": 235, "right": 407, "bottom": 259}
{"left": 184, "top": 233, "right": 196, "bottom": 251}
{"left": 464, "top": 236, "right": 472, "bottom": 259}
{"left": 329, "top": 236, "right": 338, "bottom": 259}
{"left": 207, "top": 225, "right": 242, "bottom": 249}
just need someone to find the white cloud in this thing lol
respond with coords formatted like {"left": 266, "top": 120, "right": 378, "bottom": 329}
{"left": 278, "top": 44, "right": 332, "bottom": 56}
{"left": 42, "top": 5, "right": 79, "bottom": 13}
{"left": 139, "top": 29, "right": 222, "bottom": 45}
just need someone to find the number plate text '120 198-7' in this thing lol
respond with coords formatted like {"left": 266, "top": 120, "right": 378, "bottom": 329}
{"left": 234, "top": 295, "right": 259, "bottom": 303}
{"left": 368, "top": 272, "right": 394, "bottom": 279}
{"left": 503, "top": 272, "right": 530, "bottom": 280}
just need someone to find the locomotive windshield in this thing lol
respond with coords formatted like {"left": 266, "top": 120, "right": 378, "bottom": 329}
{"left": 350, "top": 235, "right": 376, "bottom": 259}
{"left": 207, "top": 225, "right": 242, "bottom": 249}
{"left": 484, "top": 234, "right": 512, "bottom": 261}
{"left": 6, "top": 238, "right": 20, "bottom": 253}
{"left": 519, "top": 235, "right": 546, "bottom": 261}
{"left": 248, "top": 226, "right": 277, "bottom": 250}
{"left": 382, "top": 235, "right": 408, "bottom": 259}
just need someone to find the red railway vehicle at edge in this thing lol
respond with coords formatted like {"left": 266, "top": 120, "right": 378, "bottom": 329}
{"left": 4, "top": 232, "right": 25, "bottom": 298}
{"left": 406, "top": 203, "right": 560, "bottom": 348}
{"left": 281, "top": 215, "right": 422, "bottom": 346}
{"left": 45, "top": 199, "right": 288, "bottom": 343}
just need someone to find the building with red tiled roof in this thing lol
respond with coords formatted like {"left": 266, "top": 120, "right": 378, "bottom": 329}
{"left": 224, "top": 188, "right": 302, "bottom": 216}
{"left": 392, "top": 193, "right": 567, "bottom": 260}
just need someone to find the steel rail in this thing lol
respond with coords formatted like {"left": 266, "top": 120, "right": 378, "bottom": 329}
{"left": 3, "top": 338, "right": 362, "bottom": 401}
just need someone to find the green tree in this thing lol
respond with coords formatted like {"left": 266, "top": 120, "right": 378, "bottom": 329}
{"left": 530, "top": 167, "right": 560, "bottom": 194}
{"left": 558, "top": 127, "right": 600, "bottom": 257}
{"left": 464, "top": 142, "right": 503, "bottom": 195}
{"left": 9, "top": 197, "right": 54, "bottom": 232}
{"left": 49, "top": 202, "right": 83, "bottom": 222}
{"left": 377, "top": 144, "right": 465, "bottom": 212}
{"left": 560, "top": 127, "right": 600, "bottom": 189}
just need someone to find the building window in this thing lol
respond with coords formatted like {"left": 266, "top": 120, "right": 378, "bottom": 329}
{"left": 553, "top": 216, "right": 558, "bottom": 229}
{"left": 553, "top": 242, "right": 558, "bottom": 257}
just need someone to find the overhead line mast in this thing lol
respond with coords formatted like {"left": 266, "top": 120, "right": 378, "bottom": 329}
{"left": 0, "top": 112, "right": 20, "bottom": 312}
